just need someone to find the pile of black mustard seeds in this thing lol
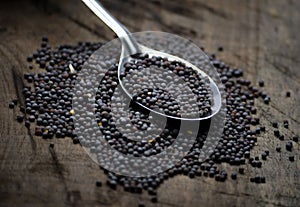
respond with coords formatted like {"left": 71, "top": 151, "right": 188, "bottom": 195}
{"left": 9, "top": 37, "right": 299, "bottom": 204}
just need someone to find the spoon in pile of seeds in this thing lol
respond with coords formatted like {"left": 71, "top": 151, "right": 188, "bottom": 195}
{"left": 82, "top": 0, "right": 222, "bottom": 120}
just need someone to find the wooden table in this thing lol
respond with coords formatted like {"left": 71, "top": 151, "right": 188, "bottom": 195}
{"left": 0, "top": 0, "right": 299, "bottom": 206}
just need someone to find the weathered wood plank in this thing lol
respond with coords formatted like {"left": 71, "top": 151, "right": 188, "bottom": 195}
{"left": 0, "top": 0, "right": 299, "bottom": 206}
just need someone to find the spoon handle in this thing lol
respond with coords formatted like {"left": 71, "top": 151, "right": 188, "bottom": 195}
{"left": 82, "top": 0, "right": 140, "bottom": 55}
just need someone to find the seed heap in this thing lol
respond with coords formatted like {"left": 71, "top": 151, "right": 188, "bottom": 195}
{"left": 9, "top": 37, "right": 299, "bottom": 204}
{"left": 20, "top": 39, "right": 102, "bottom": 141}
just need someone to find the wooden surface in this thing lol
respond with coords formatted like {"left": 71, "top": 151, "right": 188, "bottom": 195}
{"left": 0, "top": 0, "right": 299, "bottom": 206}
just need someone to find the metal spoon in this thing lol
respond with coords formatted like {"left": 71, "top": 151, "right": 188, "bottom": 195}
{"left": 82, "top": 0, "right": 222, "bottom": 120}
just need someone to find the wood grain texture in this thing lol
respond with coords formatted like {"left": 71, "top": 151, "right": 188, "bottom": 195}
{"left": 0, "top": 0, "right": 299, "bottom": 206}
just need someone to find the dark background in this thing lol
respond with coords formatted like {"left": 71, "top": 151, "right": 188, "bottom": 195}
{"left": 0, "top": 0, "right": 299, "bottom": 206}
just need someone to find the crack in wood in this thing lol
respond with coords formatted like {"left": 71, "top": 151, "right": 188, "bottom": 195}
{"left": 49, "top": 146, "right": 69, "bottom": 200}
{"left": 265, "top": 56, "right": 300, "bottom": 84}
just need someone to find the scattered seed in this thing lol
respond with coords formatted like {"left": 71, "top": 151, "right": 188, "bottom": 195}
{"left": 96, "top": 180, "right": 102, "bottom": 187}
{"left": 17, "top": 115, "right": 24, "bottom": 122}
{"left": 151, "top": 196, "right": 158, "bottom": 203}
{"left": 231, "top": 173, "right": 237, "bottom": 180}
{"left": 25, "top": 121, "right": 30, "bottom": 128}
{"left": 283, "top": 120, "right": 289, "bottom": 129}
{"left": 27, "top": 56, "right": 33, "bottom": 62}
{"left": 107, "top": 180, "right": 117, "bottom": 190}
{"left": 9, "top": 102, "right": 15, "bottom": 109}
{"left": 42, "top": 36, "right": 48, "bottom": 42}
{"left": 238, "top": 168, "right": 244, "bottom": 174}
{"left": 286, "top": 141, "right": 293, "bottom": 151}
{"left": 274, "top": 129, "right": 280, "bottom": 137}
{"left": 279, "top": 134, "right": 284, "bottom": 141}
{"left": 73, "top": 138, "right": 80, "bottom": 144}
{"left": 276, "top": 146, "right": 281, "bottom": 152}
{"left": 272, "top": 122, "right": 278, "bottom": 128}
{"left": 289, "top": 156, "right": 295, "bottom": 162}
{"left": 258, "top": 80, "right": 264, "bottom": 87}
{"left": 138, "top": 202, "right": 145, "bottom": 207}
{"left": 261, "top": 152, "right": 267, "bottom": 160}
{"left": 263, "top": 96, "right": 270, "bottom": 104}
{"left": 217, "top": 46, "right": 223, "bottom": 52}
{"left": 292, "top": 135, "right": 298, "bottom": 142}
